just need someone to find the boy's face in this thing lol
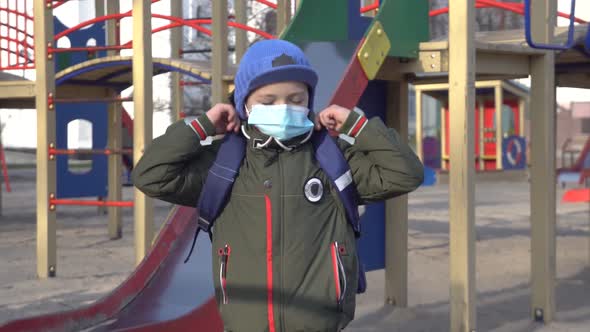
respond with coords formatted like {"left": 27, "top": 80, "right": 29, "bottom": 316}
{"left": 245, "top": 81, "right": 309, "bottom": 116}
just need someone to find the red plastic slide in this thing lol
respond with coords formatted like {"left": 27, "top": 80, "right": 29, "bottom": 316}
{"left": 0, "top": 206, "right": 223, "bottom": 332}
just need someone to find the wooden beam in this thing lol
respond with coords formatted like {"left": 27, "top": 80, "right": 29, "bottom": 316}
{"left": 449, "top": 1, "right": 476, "bottom": 331}
{"left": 415, "top": 89, "right": 423, "bottom": 161}
{"left": 95, "top": 0, "right": 104, "bottom": 17}
{"left": 170, "top": 0, "right": 183, "bottom": 121}
{"left": 0, "top": 82, "right": 36, "bottom": 99}
{"left": 34, "top": 0, "right": 57, "bottom": 279}
{"left": 107, "top": 95, "right": 123, "bottom": 239}
{"left": 476, "top": 53, "right": 530, "bottom": 77}
{"left": 105, "top": 0, "right": 122, "bottom": 241}
{"left": 212, "top": 0, "right": 229, "bottom": 104}
{"left": 106, "top": 0, "right": 120, "bottom": 57}
{"left": 494, "top": 83, "right": 503, "bottom": 170}
{"left": 441, "top": 102, "right": 447, "bottom": 171}
{"left": 277, "top": 0, "right": 292, "bottom": 34}
{"left": 529, "top": 0, "right": 557, "bottom": 324}
{"left": 132, "top": 0, "right": 154, "bottom": 265}
{"left": 235, "top": 0, "right": 248, "bottom": 62}
{"left": 519, "top": 98, "right": 525, "bottom": 137}
{"left": 385, "top": 80, "right": 409, "bottom": 308}
{"left": 478, "top": 98, "right": 485, "bottom": 171}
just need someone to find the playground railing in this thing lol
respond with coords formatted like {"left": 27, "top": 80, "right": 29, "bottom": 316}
{"left": 524, "top": 0, "right": 582, "bottom": 51}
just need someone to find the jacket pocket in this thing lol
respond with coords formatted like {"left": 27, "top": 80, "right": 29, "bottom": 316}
{"left": 330, "top": 242, "right": 347, "bottom": 311}
{"left": 218, "top": 244, "right": 231, "bottom": 305}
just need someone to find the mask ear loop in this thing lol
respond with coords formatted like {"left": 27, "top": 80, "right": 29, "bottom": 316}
{"left": 241, "top": 124, "right": 273, "bottom": 149}
{"left": 299, "top": 128, "right": 314, "bottom": 144}
{"left": 274, "top": 128, "right": 313, "bottom": 151}
{"left": 273, "top": 137, "right": 293, "bottom": 151}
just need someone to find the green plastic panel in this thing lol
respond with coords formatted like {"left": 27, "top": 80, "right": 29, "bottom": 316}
{"left": 372, "top": 0, "right": 429, "bottom": 58}
{"left": 281, "top": 0, "right": 348, "bottom": 42}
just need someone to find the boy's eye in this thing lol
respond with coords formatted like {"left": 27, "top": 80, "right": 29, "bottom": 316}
{"left": 290, "top": 97, "right": 304, "bottom": 104}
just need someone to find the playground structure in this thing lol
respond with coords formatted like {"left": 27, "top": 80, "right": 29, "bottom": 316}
{"left": 0, "top": 1, "right": 589, "bottom": 332}
{"left": 415, "top": 80, "right": 529, "bottom": 172}
{"left": 559, "top": 135, "right": 590, "bottom": 202}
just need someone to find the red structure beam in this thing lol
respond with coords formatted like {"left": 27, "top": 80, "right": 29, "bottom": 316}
{"left": 49, "top": 148, "right": 133, "bottom": 156}
{"left": 50, "top": 199, "right": 134, "bottom": 208}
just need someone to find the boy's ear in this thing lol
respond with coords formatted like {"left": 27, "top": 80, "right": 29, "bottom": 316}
{"left": 228, "top": 90, "right": 236, "bottom": 107}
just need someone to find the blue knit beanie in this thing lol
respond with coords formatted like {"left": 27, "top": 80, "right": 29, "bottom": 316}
{"left": 233, "top": 39, "right": 318, "bottom": 120}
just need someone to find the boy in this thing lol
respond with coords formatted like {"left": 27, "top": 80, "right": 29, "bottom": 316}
{"left": 132, "top": 40, "right": 423, "bottom": 332}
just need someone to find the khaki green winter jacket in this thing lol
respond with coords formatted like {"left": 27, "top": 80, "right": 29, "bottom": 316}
{"left": 132, "top": 111, "right": 423, "bottom": 332}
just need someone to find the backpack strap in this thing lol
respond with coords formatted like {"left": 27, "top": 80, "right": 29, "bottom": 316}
{"left": 184, "top": 133, "right": 246, "bottom": 263}
{"left": 311, "top": 130, "right": 360, "bottom": 235}
{"left": 311, "top": 129, "right": 366, "bottom": 293}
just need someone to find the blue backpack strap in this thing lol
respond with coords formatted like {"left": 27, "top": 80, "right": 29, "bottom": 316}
{"left": 184, "top": 133, "right": 246, "bottom": 263}
{"left": 311, "top": 130, "right": 366, "bottom": 293}
{"left": 311, "top": 130, "right": 360, "bottom": 234}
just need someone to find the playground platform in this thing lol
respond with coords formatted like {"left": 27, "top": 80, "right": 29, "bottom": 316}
{"left": 0, "top": 170, "right": 587, "bottom": 331}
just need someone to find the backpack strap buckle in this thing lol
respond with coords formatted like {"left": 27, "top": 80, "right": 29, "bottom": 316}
{"left": 198, "top": 216, "right": 212, "bottom": 232}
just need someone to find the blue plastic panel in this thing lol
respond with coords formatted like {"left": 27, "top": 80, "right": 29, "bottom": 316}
{"left": 56, "top": 103, "right": 108, "bottom": 198}
{"left": 502, "top": 136, "right": 527, "bottom": 170}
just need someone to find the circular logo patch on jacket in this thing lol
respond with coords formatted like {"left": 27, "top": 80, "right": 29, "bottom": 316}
{"left": 304, "top": 178, "right": 323, "bottom": 203}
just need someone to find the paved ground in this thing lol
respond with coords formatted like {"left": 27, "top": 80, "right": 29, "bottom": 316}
{"left": 0, "top": 167, "right": 588, "bottom": 331}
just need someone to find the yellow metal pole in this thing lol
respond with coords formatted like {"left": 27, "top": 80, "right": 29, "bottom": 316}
{"left": 170, "top": 0, "right": 183, "bottom": 121}
{"left": 415, "top": 89, "right": 423, "bottom": 161}
{"left": 385, "top": 80, "right": 409, "bottom": 307}
{"left": 212, "top": 0, "right": 229, "bottom": 104}
{"left": 34, "top": 0, "right": 57, "bottom": 279}
{"left": 133, "top": 0, "right": 154, "bottom": 265}
{"left": 530, "top": 0, "right": 557, "bottom": 323}
{"left": 449, "top": 0, "right": 476, "bottom": 331}
{"left": 277, "top": 0, "right": 292, "bottom": 34}
{"left": 495, "top": 83, "right": 503, "bottom": 170}
{"left": 235, "top": 0, "right": 248, "bottom": 62}
{"left": 105, "top": 0, "right": 122, "bottom": 240}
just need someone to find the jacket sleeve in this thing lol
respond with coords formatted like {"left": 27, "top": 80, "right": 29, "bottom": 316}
{"left": 339, "top": 111, "right": 424, "bottom": 204}
{"left": 131, "top": 115, "right": 219, "bottom": 207}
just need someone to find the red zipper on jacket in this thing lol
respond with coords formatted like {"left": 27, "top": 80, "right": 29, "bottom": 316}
{"left": 218, "top": 244, "right": 231, "bottom": 304}
{"left": 265, "top": 195, "right": 276, "bottom": 332}
{"left": 330, "top": 243, "right": 342, "bottom": 302}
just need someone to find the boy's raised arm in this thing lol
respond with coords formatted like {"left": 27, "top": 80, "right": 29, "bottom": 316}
{"left": 340, "top": 111, "right": 424, "bottom": 203}
{"left": 131, "top": 115, "right": 219, "bottom": 207}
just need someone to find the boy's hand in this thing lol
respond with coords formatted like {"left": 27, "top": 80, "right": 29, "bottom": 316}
{"left": 206, "top": 103, "right": 241, "bottom": 134}
{"left": 316, "top": 105, "right": 351, "bottom": 132}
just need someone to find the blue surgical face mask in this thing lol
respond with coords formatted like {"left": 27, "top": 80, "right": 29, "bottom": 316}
{"left": 247, "top": 104, "right": 314, "bottom": 140}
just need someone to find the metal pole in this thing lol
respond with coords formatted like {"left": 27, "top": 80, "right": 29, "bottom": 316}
{"left": 449, "top": 0, "right": 476, "bottom": 331}
{"left": 132, "top": 0, "right": 154, "bottom": 265}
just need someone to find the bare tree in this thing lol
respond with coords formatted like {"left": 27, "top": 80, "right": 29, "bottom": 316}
{"left": 430, "top": 0, "right": 524, "bottom": 39}
{"left": 179, "top": 0, "right": 274, "bottom": 116}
